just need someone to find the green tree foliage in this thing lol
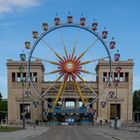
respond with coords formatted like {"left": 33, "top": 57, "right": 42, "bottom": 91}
{"left": 0, "top": 100, "right": 7, "bottom": 121}
{"left": 0, "top": 92, "right": 2, "bottom": 100}
{"left": 133, "top": 89, "right": 140, "bottom": 111}
{"left": 0, "top": 101, "right": 7, "bottom": 111}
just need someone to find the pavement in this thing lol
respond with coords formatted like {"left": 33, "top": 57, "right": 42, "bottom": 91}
{"left": 89, "top": 125, "right": 140, "bottom": 140}
{"left": 0, "top": 125, "right": 139, "bottom": 140}
{"left": 0, "top": 126, "right": 49, "bottom": 140}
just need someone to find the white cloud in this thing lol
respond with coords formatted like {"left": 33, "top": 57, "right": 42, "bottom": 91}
{"left": 0, "top": 0, "right": 41, "bottom": 14}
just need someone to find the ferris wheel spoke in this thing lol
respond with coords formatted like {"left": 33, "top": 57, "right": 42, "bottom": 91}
{"left": 71, "top": 46, "right": 76, "bottom": 60}
{"left": 75, "top": 73, "right": 85, "bottom": 83}
{"left": 46, "top": 60, "right": 61, "bottom": 66}
{"left": 41, "top": 39, "right": 63, "bottom": 61}
{"left": 41, "top": 74, "right": 64, "bottom": 97}
{"left": 46, "top": 70, "right": 61, "bottom": 75}
{"left": 78, "top": 82, "right": 98, "bottom": 97}
{"left": 75, "top": 74, "right": 98, "bottom": 98}
{"left": 80, "top": 70, "right": 96, "bottom": 75}
{"left": 71, "top": 29, "right": 81, "bottom": 59}
{"left": 76, "top": 38, "right": 99, "bottom": 62}
{"left": 31, "top": 56, "right": 61, "bottom": 66}
{"left": 64, "top": 46, "right": 68, "bottom": 59}
{"left": 59, "top": 29, "right": 69, "bottom": 59}
{"left": 59, "top": 29, "right": 66, "bottom": 48}
{"left": 73, "top": 79, "right": 86, "bottom": 106}
{"left": 80, "top": 56, "right": 109, "bottom": 65}
{"left": 53, "top": 75, "right": 68, "bottom": 107}
{"left": 28, "top": 74, "right": 43, "bottom": 82}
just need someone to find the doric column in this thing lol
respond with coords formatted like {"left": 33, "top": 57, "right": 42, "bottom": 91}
{"left": 75, "top": 99, "right": 79, "bottom": 108}
{"left": 62, "top": 99, "right": 65, "bottom": 108}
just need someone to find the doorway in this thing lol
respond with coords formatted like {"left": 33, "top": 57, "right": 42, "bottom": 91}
{"left": 110, "top": 104, "right": 121, "bottom": 119}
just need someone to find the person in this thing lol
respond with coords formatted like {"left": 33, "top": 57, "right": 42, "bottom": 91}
{"left": 33, "top": 120, "right": 36, "bottom": 130}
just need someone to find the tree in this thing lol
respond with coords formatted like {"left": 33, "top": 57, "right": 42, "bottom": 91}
{"left": 0, "top": 100, "right": 7, "bottom": 121}
{"left": 0, "top": 92, "right": 2, "bottom": 100}
{"left": 133, "top": 90, "right": 140, "bottom": 122}
{"left": 133, "top": 89, "right": 140, "bottom": 111}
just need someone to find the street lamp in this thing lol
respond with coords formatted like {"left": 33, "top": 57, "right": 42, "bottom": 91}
{"left": 32, "top": 101, "right": 39, "bottom": 126}
{"left": 114, "top": 66, "right": 121, "bottom": 129}
{"left": 19, "top": 53, "right": 26, "bottom": 129}
{"left": 24, "top": 90, "right": 39, "bottom": 127}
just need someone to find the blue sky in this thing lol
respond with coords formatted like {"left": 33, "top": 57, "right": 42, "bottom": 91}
{"left": 0, "top": 0, "right": 140, "bottom": 98}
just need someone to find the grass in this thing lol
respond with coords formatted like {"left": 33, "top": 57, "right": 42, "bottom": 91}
{"left": 0, "top": 126, "right": 23, "bottom": 132}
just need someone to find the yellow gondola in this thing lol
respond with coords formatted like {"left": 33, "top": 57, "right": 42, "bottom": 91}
{"left": 43, "top": 23, "right": 48, "bottom": 31}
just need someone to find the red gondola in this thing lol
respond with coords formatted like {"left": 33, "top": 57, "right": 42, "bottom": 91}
{"left": 67, "top": 16, "right": 73, "bottom": 24}
{"left": 92, "top": 22, "right": 98, "bottom": 31}
{"left": 110, "top": 38, "right": 116, "bottom": 49}
{"left": 54, "top": 17, "right": 60, "bottom": 25}
{"left": 80, "top": 17, "right": 86, "bottom": 26}
{"left": 102, "top": 30, "right": 108, "bottom": 39}
{"left": 110, "top": 41, "right": 116, "bottom": 49}
{"left": 114, "top": 53, "right": 120, "bottom": 61}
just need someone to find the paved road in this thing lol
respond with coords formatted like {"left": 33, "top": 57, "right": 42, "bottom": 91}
{"left": 25, "top": 126, "right": 113, "bottom": 140}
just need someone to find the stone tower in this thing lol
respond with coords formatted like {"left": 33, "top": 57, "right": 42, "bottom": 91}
{"left": 7, "top": 59, "right": 44, "bottom": 123}
{"left": 96, "top": 59, "right": 134, "bottom": 121}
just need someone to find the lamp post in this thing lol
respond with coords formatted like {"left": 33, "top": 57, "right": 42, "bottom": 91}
{"left": 24, "top": 87, "right": 39, "bottom": 127}
{"left": 19, "top": 53, "right": 26, "bottom": 129}
{"left": 114, "top": 81, "right": 118, "bottom": 129}
{"left": 24, "top": 91, "right": 36, "bottom": 127}
{"left": 114, "top": 66, "right": 121, "bottom": 129}
{"left": 32, "top": 101, "right": 39, "bottom": 126}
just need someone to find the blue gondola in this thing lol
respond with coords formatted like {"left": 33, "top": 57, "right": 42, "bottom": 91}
{"left": 54, "top": 17, "right": 60, "bottom": 25}
{"left": 102, "top": 30, "right": 108, "bottom": 39}
{"left": 67, "top": 16, "right": 73, "bottom": 24}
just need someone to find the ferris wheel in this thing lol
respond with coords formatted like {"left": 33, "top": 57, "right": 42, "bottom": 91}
{"left": 25, "top": 14, "right": 118, "bottom": 109}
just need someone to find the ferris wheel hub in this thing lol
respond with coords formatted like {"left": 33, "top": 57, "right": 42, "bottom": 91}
{"left": 65, "top": 61, "right": 75, "bottom": 72}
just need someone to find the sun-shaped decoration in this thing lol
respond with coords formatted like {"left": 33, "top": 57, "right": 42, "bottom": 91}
{"left": 57, "top": 46, "right": 94, "bottom": 81}
{"left": 58, "top": 54, "right": 82, "bottom": 81}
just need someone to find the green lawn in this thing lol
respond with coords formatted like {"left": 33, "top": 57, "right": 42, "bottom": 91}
{"left": 0, "top": 126, "right": 23, "bottom": 132}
